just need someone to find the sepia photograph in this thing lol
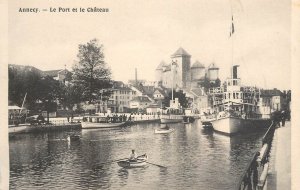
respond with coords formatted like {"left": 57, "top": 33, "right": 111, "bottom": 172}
{"left": 1, "top": 0, "right": 297, "bottom": 189}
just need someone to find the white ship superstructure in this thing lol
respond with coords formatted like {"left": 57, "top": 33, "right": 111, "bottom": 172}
{"left": 206, "top": 66, "right": 271, "bottom": 134}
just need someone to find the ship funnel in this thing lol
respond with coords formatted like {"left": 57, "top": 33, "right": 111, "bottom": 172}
{"left": 232, "top": 65, "right": 239, "bottom": 79}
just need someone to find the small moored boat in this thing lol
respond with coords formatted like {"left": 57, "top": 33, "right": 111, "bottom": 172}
{"left": 154, "top": 128, "right": 175, "bottom": 134}
{"left": 182, "top": 116, "right": 195, "bottom": 124}
{"left": 202, "top": 121, "right": 213, "bottom": 130}
{"left": 81, "top": 115, "right": 126, "bottom": 129}
{"left": 117, "top": 155, "right": 148, "bottom": 168}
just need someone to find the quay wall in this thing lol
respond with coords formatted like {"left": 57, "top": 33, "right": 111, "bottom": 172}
{"left": 26, "top": 123, "right": 81, "bottom": 133}
{"left": 236, "top": 121, "right": 276, "bottom": 190}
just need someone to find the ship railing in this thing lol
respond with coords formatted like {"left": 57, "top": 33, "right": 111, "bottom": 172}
{"left": 208, "top": 87, "right": 224, "bottom": 94}
{"left": 236, "top": 121, "right": 276, "bottom": 190}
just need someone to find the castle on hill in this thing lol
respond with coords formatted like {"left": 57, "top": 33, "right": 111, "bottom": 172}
{"left": 155, "top": 47, "right": 220, "bottom": 89}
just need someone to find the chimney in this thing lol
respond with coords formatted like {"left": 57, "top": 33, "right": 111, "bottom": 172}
{"left": 135, "top": 68, "right": 137, "bottom": 86}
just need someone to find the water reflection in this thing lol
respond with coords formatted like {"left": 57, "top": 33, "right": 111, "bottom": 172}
{"left": 10, "top": 120, "right": 265, "bottom": 190}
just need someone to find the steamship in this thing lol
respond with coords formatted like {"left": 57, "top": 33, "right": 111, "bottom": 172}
{"left": 203, "top": 66, "right": 272, "bottom": 135}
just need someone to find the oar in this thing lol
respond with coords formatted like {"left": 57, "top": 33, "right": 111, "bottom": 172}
{"left": 97, "top": 158, "right": 127, "bottom": 167}
{"left": 145, "top": 161, "right": 167, "bottom": 169}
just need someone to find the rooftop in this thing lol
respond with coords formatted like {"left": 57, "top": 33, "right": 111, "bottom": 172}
{"left": 156, "top": 61, "right": 167, "bottom": 70}
{"left": 190, "top": 88, "right": 206, "bottom": 97}
{"left": 131, "top": 96, "right": 152, "bottom": 103}
{"left": 43, "top": 69, "right": 68, "bottom": 77}
{"left": 191, "top": 60, "right": 205, "bottom": 68}
{"left": 261, "top": 89, "right": 283, "bottom": 96}
{"left": 208, "top": 62, "right": 219, "bottom": 69}
{"left": 171, "top": 47, "right": 191, "bottom": 58}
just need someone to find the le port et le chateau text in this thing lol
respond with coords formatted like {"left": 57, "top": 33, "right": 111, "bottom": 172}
{"left": 19, "top": 7, "right": 109, "bottom": 13}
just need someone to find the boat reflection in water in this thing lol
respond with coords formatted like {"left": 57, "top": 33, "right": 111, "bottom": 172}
{"left": 10, "top": 120, "right": 266, "bottom": 190}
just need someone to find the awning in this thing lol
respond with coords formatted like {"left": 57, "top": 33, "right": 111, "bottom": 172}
{"left": 8, "top": 105, "right": 22, "bottom": 110}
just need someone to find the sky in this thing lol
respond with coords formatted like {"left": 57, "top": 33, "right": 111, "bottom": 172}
{"left": 8, "top": 0, "right": 291, "bottom": 90}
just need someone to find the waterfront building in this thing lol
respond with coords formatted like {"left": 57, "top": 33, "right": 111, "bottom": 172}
{"left": 107, "top": 81, "right": 137, "bottom": 113}
{"left": 129, "top": 96, "right": 152, "bottom": 112}
{"left": 153, "top": 88, "right": 168, "bottom": 101}
{"left": 260, "top": 89, "right": 285, "bottom": 112}
{"left": 129, "top": 83, "right": 155, "bottom": 102}
{"left": 43, "top": 69, "right": 72, "bottom": 83}
{"left": 146, "top": 104, "right": 161, "bottom": 114}
{"left": 188, "top": 88, "right": 209, "bottom": 114}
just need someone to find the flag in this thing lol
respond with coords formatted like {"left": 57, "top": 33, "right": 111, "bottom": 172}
{"left": 229, "top": 16, "right": 235, "bottom": 37}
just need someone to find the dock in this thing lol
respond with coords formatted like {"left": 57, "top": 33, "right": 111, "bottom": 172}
{"left": 266, "top": 121, "right": 291, "bottom": 190}
{"left": 236, "top": 121, "right": 291, "bottom": 190}
{"left": 9, "top": 114, "right": 162, "bottom": 135}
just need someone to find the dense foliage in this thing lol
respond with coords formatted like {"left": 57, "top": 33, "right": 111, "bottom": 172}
{"left": 9, "top": 39, "right": 113, "bottom": 118}
{"left": 72, "top": 39, "right": 112, "bottom": 103}
{"left": 163, "top": 90, "right": 188, "bottom": 108}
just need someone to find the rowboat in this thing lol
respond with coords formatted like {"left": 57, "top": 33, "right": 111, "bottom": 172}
{"left": 154, "top": 128, "right": 175, "bottom": 134}
{"left": 117, "top": 155, "right": 148, "bottom": 168}
{"left": 182, "top": 116, "right": 195, "bottom": 124}
{"left": 202, "top": 121, "right": 213, "bottom": 130}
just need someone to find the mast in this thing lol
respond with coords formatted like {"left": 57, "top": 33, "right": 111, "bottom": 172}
{"left": 19, "top": 92, "right": 27, "bottom": 116}
{"left": 229, "top": 0, "right": 234, "bottom": 79}
{"left": 171, "top": 60, "right": 175, "bottom": 101}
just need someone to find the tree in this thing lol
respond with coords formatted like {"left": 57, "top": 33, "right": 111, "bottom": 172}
{"left": 60, "top": 82, "right": 83, "bottom": 118}
{"left": 199, "top": 78, "right": 221, "bottom": 92}
{"left": 163, "top": 90, "right": 188, "bottom": 108}
{"left": 9, "top": 66, "right": 42, "bottom": 110}
{"left": 72, "top": 39, "right": 112, "bottom": 104}
{"left": 37, "top": 76, "right": 61, "bottom": 123}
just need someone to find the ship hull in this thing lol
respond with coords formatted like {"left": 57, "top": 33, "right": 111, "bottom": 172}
{"left": 160, "top": 118, "right": 182, "bottom": 124}
{"left": 81, "top": 122, "right": 125, "bottom": 129}
{"left": 9, "top": 124, "right": 30, "bottom": 134}
{"left": 211, "top": 117, "right": 271, "bottom": 135}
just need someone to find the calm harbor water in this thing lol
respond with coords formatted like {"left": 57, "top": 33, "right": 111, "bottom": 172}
{"left": 9, "top": 120, "right": 266, "bottom": 190}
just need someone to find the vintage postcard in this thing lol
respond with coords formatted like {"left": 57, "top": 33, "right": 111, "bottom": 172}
{"left": 1, "top": 0, "right": 299, "bottom": 189}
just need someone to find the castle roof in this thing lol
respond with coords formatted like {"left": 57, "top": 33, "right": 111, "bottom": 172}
{"left": 156, "top": 61, "right": 167, "bottom": 70}
{"left": 163, "top": 64, "right": 171, "bottom": 72}
{"left": 171, "top": 47, "right": 191, "bottom": 57}
{"left": 208, "top": 62, "right": 219, "bottom": 70}
{"left": 191, "top": 60, "right": 205, "bottom": 68}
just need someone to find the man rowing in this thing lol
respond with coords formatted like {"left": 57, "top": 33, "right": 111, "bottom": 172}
{"left": 129, "top": 150, "right": 147, "bottom": 161}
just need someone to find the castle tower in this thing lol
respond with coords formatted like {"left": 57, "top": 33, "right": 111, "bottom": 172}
{"left": 207, "top": 62, "right": 219, "bottom": 81}
{"left": 171, "top": 47, "right": 191, "bottom": 88}
{"left": 191, "top": 60, "right": 205, "bottom": 81}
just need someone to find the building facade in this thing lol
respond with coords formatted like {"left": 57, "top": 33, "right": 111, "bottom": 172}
{"left": 107, "top": 81, "right": 137, "bottom": 113}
